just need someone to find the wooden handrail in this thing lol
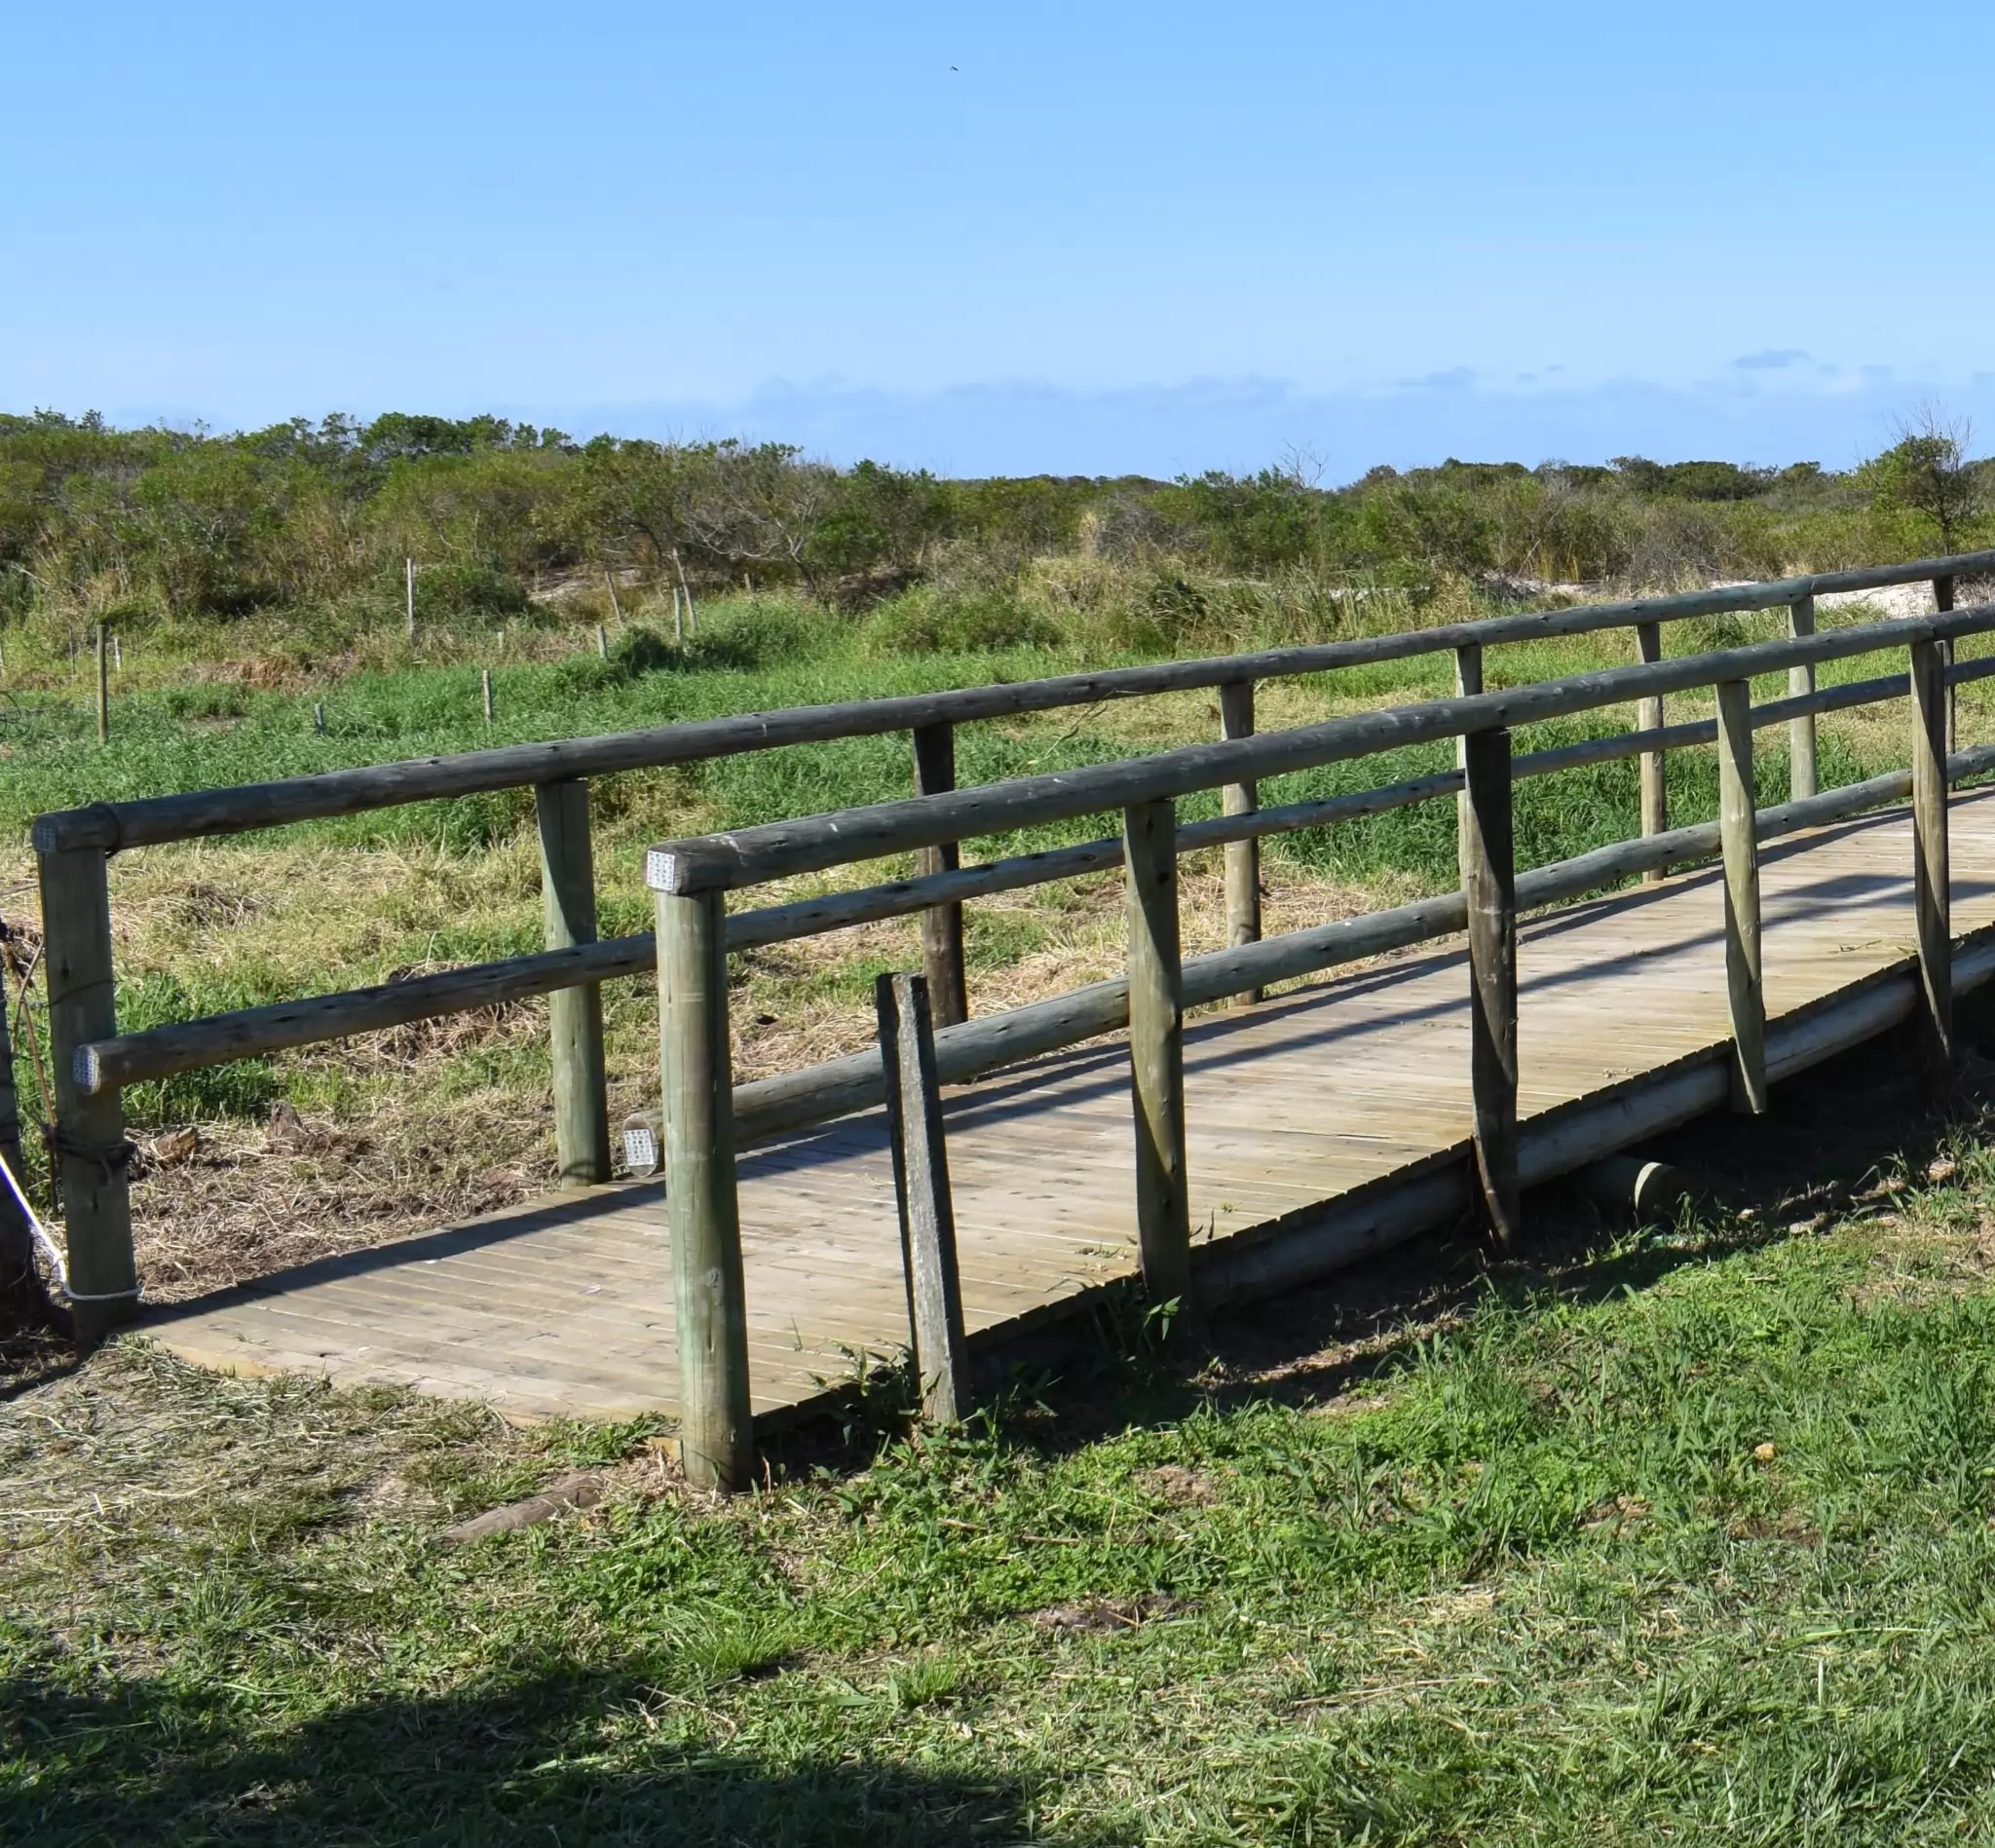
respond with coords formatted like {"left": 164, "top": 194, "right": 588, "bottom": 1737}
{"left": 645, "top": 605, "right": 1995, "bottom": 893}
{"left": 65, "top": 654, "right": 1995, "bottom": 1101}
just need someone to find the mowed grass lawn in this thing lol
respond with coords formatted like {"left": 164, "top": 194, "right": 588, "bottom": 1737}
{"left": 11, "top": 1040, "right": 1995, "bottom": 1844}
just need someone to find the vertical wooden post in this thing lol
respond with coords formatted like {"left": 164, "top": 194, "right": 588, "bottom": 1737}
{"left": 481, "top": 667, "right": 495, "bottom": 726}
{"left": 912, "top": 722, "right": 968, "bottom": 1030}
{"left": 94, "top": 624, "right": 108, "bottom": 744}
{"left": 1910, "top": 636, "right": 1953, "bottom": 1088}
{"left": 1715, "top": 679, "right": 1767, "bottom": 1114}
{"left": 1787, "top": 595, "right": 1817, "bottom": 801}
{"left": 1213, "top": 678, "right": 1261, "bottom": 1005}
{"left": 1219, "top": 679, "right": 1261, "bottom": 1007}
{"left": 603, "top": 567, "right": 624, "bottom": 625}
{"left": 313, "top": 701, "right": 325, "bottom": 735}
{"left": 1934, "top": 575, "right": 1957, "bottom": 756}
{"left": 655, "top": 884, "right": 752, "bottom": 1492}
{"left": 595, "top": 622, "right": 609, "bottom": 660}
{"left": 1460, "top": 726, "right": 1520, "bottom": 1246}
{"left": 537, "top": 779, "right": 611, "bottom": 1187}
{"left": 405, "top": 557, "right": 416, "bottom": 642}
{"left": 1452, "top": 644, "right": 1484, "bottom": 890}
{"left": 1636, "top": 621, "right": 1667, "bottom": 883}
{"left": 37, "top": 845, "right": 138, "bottom": 1343}
{"left": 1122, "top": 798, "right": 1190, "bottom": 1305}
{"left": 875, "top": 972, "right": 970, "bottom": 1422}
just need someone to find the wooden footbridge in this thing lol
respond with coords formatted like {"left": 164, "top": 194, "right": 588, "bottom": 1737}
{"left": 25, "top": 551, "right": 1995, "bottom": 1490}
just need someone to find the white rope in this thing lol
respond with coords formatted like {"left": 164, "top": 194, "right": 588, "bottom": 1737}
{"left": 0, "top": 1152, "right": 139, "bottom": 1304}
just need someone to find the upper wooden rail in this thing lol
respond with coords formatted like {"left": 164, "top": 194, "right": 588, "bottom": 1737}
{"left": 645, "top": 605, "right": 1995, "bottom": 892}
{"left": 32, "top": 550, "right": 1995, "bottom": 855}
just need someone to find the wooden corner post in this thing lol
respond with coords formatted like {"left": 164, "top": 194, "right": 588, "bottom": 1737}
{"left": 1460, "top": 725, "right": 1520, "bottom": 1246}
{"left": 1636, "top": 621, "right": 1668, "bottom": 882}
{"left": 1122, "top": 797, "right": 1191, "bottom": 1305}
{"left": 912, "top": 723, "right": 968, "bottom": 1030}
{"left": 1910, "top": 636, "right": 1953, "bottom": 1088}
{"left": 37, "top": 843, "right": 138, "bottom": 1343}
{"left": 655, "top": 882, "right": 753, "bottom": 1492}
{"left": 875, "top": 972, "right": 970, "bottom": 1423}
{"left": 537, "top": 778, "right": 611, "bottom": 1187}
{"left": 1219, "top": 679, "right": 1261, "bottom": 1006}
{"left": 1787, "top": 595, "right": 1818, "bottom": 802}
{"left": 1715, "top": 679, "right": 1767, "bottom": 1114}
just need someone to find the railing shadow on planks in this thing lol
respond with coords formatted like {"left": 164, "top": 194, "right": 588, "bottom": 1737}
{"left": 29, "top": 550, "right": 1995, "bottom": 1488}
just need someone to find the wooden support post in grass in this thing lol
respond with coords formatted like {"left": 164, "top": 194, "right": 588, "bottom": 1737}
{"left": 481, "top": 668, "right": 494, "bottom": 727}
{"left": 94, "top": 624, "right": 107, "bottom": 745}
{"left": 656, "top": 884, "right": 752, "bottom": 1492}
{"left": 1460, "top": 725, "right": 1520, "bottom": 1246}
{"left": 603, "top": 568, "right": 623, "bottom": 625}
{"left": 37, "top": 844, "right": 138, "bottom": 1343}
{"left": 405, "top": 557, "right": 416, "bottom": 642}
{"left": 875, "top": 972, "right": 969, "bottom": 1423}
{"left": 1787, "top": 595, "right": 1817, "bottom": 801}
{"left": 1715, "top": 678, "right": 1767, "bottom": 1114}
{"left": 595, "top": 623, "right": 608, "bottom": 660}
{"left": 1910, "top": 636, "right": 1953, "bottom": 1088}
{"left": 1636, "top": 621, "right": 1667, "bottom": 883}
{"left": 671, "top": 586, "right": 684, "bottom": 644}
{"left": 1219, "top": 679, "right": 1261, "bottom": 1007}
{"left": 537, "top": 779, "right": 611, "bottom": 1186}
{"left": 313, "top": 701, "right": 325, "bottom": 735}
{"left": 912, "top": 722, "right": 968, "bottom": 1030}
{"left": 1935, "top": 574, "right": 1958, "bottom": 755}
{"left": 1122, "top": 797, "right": 1191, "bottom": 1305}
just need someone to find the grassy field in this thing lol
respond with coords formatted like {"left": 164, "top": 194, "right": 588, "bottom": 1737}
{"left": 6, "top": 1036, "right": 1995, "bottom": 1843}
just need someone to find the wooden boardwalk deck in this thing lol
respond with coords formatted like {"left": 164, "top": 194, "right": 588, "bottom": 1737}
{"left": 146, "top": 789, "right": 1995, "bottom": 1425}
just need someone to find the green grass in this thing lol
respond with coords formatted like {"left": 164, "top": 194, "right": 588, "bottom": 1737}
{"left": 11, "top": 1128, "right": 1995, "bottom": 1843}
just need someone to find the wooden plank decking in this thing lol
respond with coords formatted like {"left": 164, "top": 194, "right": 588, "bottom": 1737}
{"left": 146, "top": 789, "right": 1995, "bottom": 1425}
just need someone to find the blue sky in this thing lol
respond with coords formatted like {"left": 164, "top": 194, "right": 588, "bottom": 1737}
{"left": 7, "top": 2, "right": 1994, "bottom": 478}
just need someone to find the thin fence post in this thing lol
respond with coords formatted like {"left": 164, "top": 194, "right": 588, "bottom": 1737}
{"left": 37, "top": 843, "right": 138, "bottom": 1344}
{"left": 405, "top": 557, "right": 416, "bottom": 642}
{"left": 95, "top": 624, "right": 108, "bottom": 745}
{"left": 875, "top": 972, "right": 969, "bottom": 1422}
{"left": 912, "top": 722, "right": 968, "bottom": 1029}
{"left": 1935, "top": 574, "right": 1958, "bottom": 755}
{"left": 537, "top": 779, "right": 611, "bottom": 1186}
{"left": 595, "top": 622, "right": 608, "bottom": 660}
{"left": 481, "top": 667, "right": 494, "bottom": 726}
{"left": 1122, "top": 797, "right": 1190, "bottom": 1305}
{"left": 1460, "top": 725, "right": 1520, "bottom": 1246}
{"left": 1219, "top": 679, "right": 1261, "bottom": 1007}
{"left": 1715, "top": 678, "right": 1767, "bottom": 1114}
{"left": 1636, "top": 621, "right": 1667, "bottom": 882}
{"left": 1788, "top": 595, "right": 1817, "bottom": 801}
{"left": 656, "top": 883, "right": 752, "bottom": 1492}
{"left": 1910, "top": 636, "right": 1953, "bottom": 1089}
{"left": 603, "top": 567, "right": 624, "bottom": 625}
